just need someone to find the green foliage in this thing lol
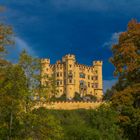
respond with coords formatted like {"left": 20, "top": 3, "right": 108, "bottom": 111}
{"left": 0, "top": 21, "right": 64, "bottom": 139}
{"left": 0, "top": 57, "right": 64, "bottom": 140}
{"left": 106, "top": 19, "right": 140, "bottom": 140}
{"left": 103, "top": 85, "right": 118, "bottom": 101}
{"left": 19, "top": 108, "right": 63, "bottom": 140}
{"left": 88, "top": 106, "right": 124, "bottom": 140}
{"left": 110, "top": 19, "right": 140, "bottom": 85}
{"left": 50, "top": 94, "right": 67, "bottom": 102}
{"left": 50, "top": 92, "right": 98, "bottom": 102}
{"left": 19, "top": 50, "right": 40, "bottom": 92}
{"left": 0, "top": 24, "right": 14, "bottom": 53}
{"left": 111, "top": 83, "right": 140, "bottom": 140}
{"left": 73, "top": 92, "right": 82, "bottom": 101}
{"left": 0, "top": 22, "right": 14, "bottom": 75}
{"left": 48, "top": 106, "right": 124, "bottom": 140}
{"left": 0, "top": 64, "right": 28, "bottom": 139}
{"left": 84, "top": 94, "right": 97, "bottom": 102}
{"left": 44, "top": 74, "right": 58, "bottom": 100}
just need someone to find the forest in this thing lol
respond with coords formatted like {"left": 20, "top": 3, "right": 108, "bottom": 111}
{"left": 0, "top": 11, "right": 140, "bottom": 140}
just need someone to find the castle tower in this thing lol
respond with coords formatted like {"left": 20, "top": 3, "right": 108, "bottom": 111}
{"left": 93, "top": 61, "right": 103, "bottom": 100}
{"left": 64, "top": 54, "right": 76, "bottom": 99}
{"left": 41, "top": 59, "right": 50, "bottom": 85}
{"left": 54, "top": 60, "right": 64, "bottom": 97}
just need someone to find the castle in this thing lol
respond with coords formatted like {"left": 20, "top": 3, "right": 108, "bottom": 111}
{"left": 41, "top": 54, "right": 103, "bottom": 100}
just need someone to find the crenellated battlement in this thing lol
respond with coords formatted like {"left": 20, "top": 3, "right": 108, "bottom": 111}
{"left": 64, "top": 54, "right": 75, "bottom": 60}
{"left": 34, "top": 101, "right": 104, "bottom": 110}
{"left": 56, "top": 60, "right": 61, "bottom": 64}
{"left": 93, "top": 61, "right": 103, "bottom": 66}
{"left": 41, "top": 58, "right": 50, "bottom": 64}
{"left": 75, "top": 63, "right": 93, "bottom": 70}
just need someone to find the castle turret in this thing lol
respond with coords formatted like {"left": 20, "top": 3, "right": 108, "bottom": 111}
{"left": 64, "top": 54, "right": 76, "bottom": 99}
{"left": 41, "top": 59, "right": 51, "bottom": 85}
{"left": 93, "top": 61, "right": 103, "bottom": 100}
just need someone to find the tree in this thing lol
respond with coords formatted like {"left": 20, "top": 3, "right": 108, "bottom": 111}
{"left": 0, "top": 17, "right": 14, "bottom": 98}
{"left": 18, "top": 50, "right": 45, "bottom": 137}
{"left": 0, "top": 23, "right": 14, "bottom": 67}
{"left": 19, "top": 50, "right": 40, "bottom": 93}
{"left": 0, "top": 24, "right": 13, "bottom": 53}
{"left": 0, "top": 50, "right": 64, "bottom": 139}
{"left": 48, "top": 107, "right": 124, "bottom": 140}
{"left": 43, "top": 74, "right": 58, "bottom": 100}
{"left": 0, "top": 20, "right": 14, "bottom": 82}
{"left": 87, "top": 106, "right": 124, "bottom": 140}
{"left": 110, "top": 19, "right": 140, "bottom": 87}
{"left": 0, "top": 10, "right": 64, "bottom": 139}
{"left": 20, "top": 108, "right": 63, "bottom": 140}
{"left": 111, "top": 83, "right": 140, "bottom": 140}
{"left": 109, "top": 19, "right": 140, "bottom": 140}
{"left": 0, "top": 64, "right": 28, "bottom": 140}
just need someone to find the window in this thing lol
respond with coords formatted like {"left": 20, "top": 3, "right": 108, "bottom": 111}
{"left": 57, "top": 81, "right": 59, "bottom": 86}
{"left": 80, "top": 73, "right": 85, "bottom": 78}
{"left": 57, "top": 72, "right": 59, "bottom": 77}
{"left": 80, "top": 80, "right": 86, "bottom": 87}
{"left": 69, "top": 64, "right": 72, "bottom": 68}
{"left": 95, "top": 76, "right": 98, "bottom": 80}
{"left": 91, "top": 83, "right": 98, "bottom": 88}
{"left": 80, "top": 81, "right": 84, "bottom": 86}
{"left": 69, "top": 79, "right": 72, "bottom": 83}
{"left": 95, "top": 83, "right": 98, "bottom": 88}
{"left": 60, "top": 72, "right": 62, "bottom": 77}
{"left": 91, "top": 76, "right": 98, "bottom": 80}
{"left": 79, "top": 67, "right": 82, "bottom": 70}
{"left": 68, "top": 71, "right": 73, "bottom": 78}
{"left": 88, "top": 75, "right": 90, "bottom": 80}
{"left": 60, "top": 80, "right": 62, "bottom": 85}
{"left": 88, "top": 82, "right": 90, "bottom": 87}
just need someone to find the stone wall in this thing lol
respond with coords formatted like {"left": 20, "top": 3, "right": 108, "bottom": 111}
{"left": 34, "top": 101, "right": 103, "bottom": 110}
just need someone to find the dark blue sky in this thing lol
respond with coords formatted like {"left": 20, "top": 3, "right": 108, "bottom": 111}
{"left": 1, "top": 0, "right": 140, "bottom": 91}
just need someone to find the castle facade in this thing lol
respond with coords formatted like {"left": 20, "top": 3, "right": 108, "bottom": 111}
{"left": 41, "top": 54, "right": 103, "bottom": 100}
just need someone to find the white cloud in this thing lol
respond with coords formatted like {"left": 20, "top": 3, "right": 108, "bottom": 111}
{"left": 102, "top": 32, "right": 122, "bottom": 48}
{"left": 103, "top": 79, "right": 117, "bottom": 92}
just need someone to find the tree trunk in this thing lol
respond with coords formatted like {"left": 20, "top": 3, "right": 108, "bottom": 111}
{"left": 7, "top": 111, "right": 13, "bottom": 140}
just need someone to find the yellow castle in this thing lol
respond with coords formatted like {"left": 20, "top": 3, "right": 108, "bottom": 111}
{"left": 41, "top": 54, "right": 103, "bottom": 100}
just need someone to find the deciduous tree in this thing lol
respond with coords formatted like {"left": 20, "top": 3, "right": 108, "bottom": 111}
{"left": 109, "top": 19, "right": 140, "bottom": 140}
